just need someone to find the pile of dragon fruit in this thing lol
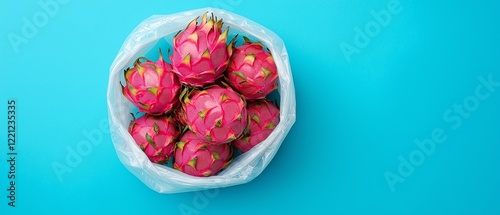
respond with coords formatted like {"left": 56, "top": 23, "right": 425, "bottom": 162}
{"left": 121, "top": 13, "right": 280, "bottom": 177}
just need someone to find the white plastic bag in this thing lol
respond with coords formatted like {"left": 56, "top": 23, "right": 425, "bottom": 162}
{"left": 106, "top": 7, "right": 296, "bottom": 194}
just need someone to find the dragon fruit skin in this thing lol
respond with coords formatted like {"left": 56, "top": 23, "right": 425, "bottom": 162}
{"left": 174, "top": 131, "right": 232, "bottom": 177}
{"left": 226, "top": 37, "right": 278, "bottom": 100}
{"left": 128, "top": 114, "right": 180, "bottom": 164}
{"left": 170, "top": 13, "right": 234, "bottom": 87}
{"left": 122, "top": 49, "right": 182, "bottom": 115}
{"left": 183, "top": 85, "right": 248, "bottom": 144}
{"left": 234, "top": 100, "right": 280, "bottom": 152}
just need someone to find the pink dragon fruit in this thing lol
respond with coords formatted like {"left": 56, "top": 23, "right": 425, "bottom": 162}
{"left": 171, "top": 13, "right": 234, "bottom": 87}
{"left": 226, "top": 37, "right": 278, "bottom": 100}
{"left": 122, "top": 49, "right": 182, "bottom": 115}
{"left": 234, "top": 99, "right": 279, "bottom": 152}
{"left": 183, "top": 85, "right": 248, "bottom": 144}
{"left": 129, "top": 114, "right": 180, "bottom": 164}
{"left": 174, "top": 131, "right": 232, "bottom": 177}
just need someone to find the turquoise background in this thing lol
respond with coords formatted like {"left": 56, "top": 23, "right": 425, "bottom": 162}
{"left": 1, "top": 0, "right": 500, "bottom": 214}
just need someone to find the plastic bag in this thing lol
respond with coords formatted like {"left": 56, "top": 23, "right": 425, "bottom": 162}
{"left": 106, "top": 7, "right": 296, "bottom": 194}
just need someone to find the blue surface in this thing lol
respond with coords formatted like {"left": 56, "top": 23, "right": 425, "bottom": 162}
{"left": 1, "top": 0, "right": 500, "bottom": 214}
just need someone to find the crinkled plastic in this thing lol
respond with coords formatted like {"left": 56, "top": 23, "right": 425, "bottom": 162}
{"left": 106, "top": 7, "right": 296, "bottom": 194}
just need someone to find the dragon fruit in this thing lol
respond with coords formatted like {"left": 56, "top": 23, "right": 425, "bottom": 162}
{"left": 226, "top": 37, "right": 278, "bottom": 100}
{"left": 122, "top": 49, "right": 181, "bottom": 115}
{"left": 183, "top": 85, "right": 248, "bottom": 144}
{"left": 174, "top": 131, "right": 232, "bottom": 177}
{"left": 234, "top": 100, "right": 279, "bottom": 152}
{"left": 129, "top": 114, "right": 179, "bottom": 164}
{"left": 171, "top": 13, "right": 234, "bottom": 87}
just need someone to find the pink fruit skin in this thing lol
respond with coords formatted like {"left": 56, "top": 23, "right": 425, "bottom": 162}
{"left": 234, "top": 100, "right": 280, "bottom": 152}
{"left": 174, "top": 131, "right": 232, "bottom": 177}
{"left": 183, "top": 85, "right": 248, "bottom": 144}
{"left": 171, "top": 13, "right": 234, "bottom": 87}
{"left": 226, "top": 38, "right": 278, "bottom": 100}
{"left": 129, "top": 114, "right": 179, "bottom": 164}
{"left": 122, "top": 50, "right": 182, "bottom": 115}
